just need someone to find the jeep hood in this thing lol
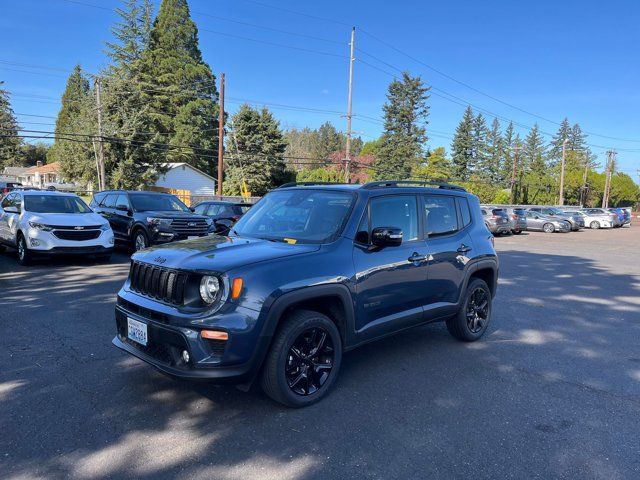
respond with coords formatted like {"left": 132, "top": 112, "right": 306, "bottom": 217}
{"left": 132, "top": 234, "right": 320, "bottom": 271}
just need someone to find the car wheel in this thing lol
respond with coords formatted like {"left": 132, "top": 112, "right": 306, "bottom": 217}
{"left": 260, "top": 309, "right": 342, "bottom": 408}
{"left": 542, "top": 223, "right": 555, "bottom": 233}
{"left": 446, "top": 278, "right": 492, "bottom": 342}
{"left": 590, "top": 221, "right": 600, "bottom": 230}
{"left": 16, "top": 234, "right": 32, "bottom": 266}
{"left": 513, "top": 229, "right": 522, "bottom": 235}
{"left": 132, "top": 229, "right": 149, "bottom": 252}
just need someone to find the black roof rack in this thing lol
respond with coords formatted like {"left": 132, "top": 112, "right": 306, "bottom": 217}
{"left": 360, "top": 180, "right": 466, "bottom": 192}
{"left": 277, "top": 182, "right": 347, "bottom": 189}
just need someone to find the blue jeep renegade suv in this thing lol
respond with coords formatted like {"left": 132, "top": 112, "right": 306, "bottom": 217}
{"left": 113, "top": 181, "right": 499, "bottom": 407}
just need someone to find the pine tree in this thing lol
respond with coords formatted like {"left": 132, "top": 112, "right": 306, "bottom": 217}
{"left": 485, "top": 118, "right": 504, "bottom": 184}
{"left": 310, "top": 122, "right": 343, "bottom": 163}
{"left": 472, "top": 113, "right": 489, "bottom": 177}
{"left": 373, "top": 72, "right": 430, "bottom": 179}
{"left": 224, "top": 104, "right": 289, "bottom": 196}
{"left": 105, "top": 0, "right": 152, "bottom": 74}
{"left": 48, "top": 65, "right": 97, "bottom": 185}
{"left": 0, "top": 83, "right": 23, "bottom": 169}
{"left": 568, "top": 123, "right": 588, "bottom": 152}
{"left": 137, "top": 0, "right": 220, "bottom": 176}
{"left": 548, "top": 118, "right": 571, "bottom": 167}
{"left": 411, "top": 147, "right": 453, "bottom": 180}
{"left": 501, "top": 121, "right": 516, "bottom": 184}
{"left": 523, "top": 124, "right": 547, "bottom": 176}
{"left": 451, "top": 106, "right": 475, "bottom": 180}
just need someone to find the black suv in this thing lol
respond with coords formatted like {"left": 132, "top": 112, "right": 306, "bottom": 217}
{"left": 113, "top": 181, "right": 499, "bottom": 407}
{"left": 90, "top": 191, "right": 213, "bottom": 251}
{"left": 192, "top": 200, "right": 253, "bottom": 235}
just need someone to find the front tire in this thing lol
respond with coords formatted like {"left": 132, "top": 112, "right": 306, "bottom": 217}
{"left": 16, "top": 234, "right": 32, "bottom": 266}
{"left": 590, "top": 221, "right": 600, "bottom": 229}
{"left": 260, "top": 310, "right": 342, "bottom": 407}
{"left": 543, "top": 223, "right": 555, "bottom": 233}
{"left": 447, "top": 278, "right": 492, "bottom": 342}
{"left": 132, "top": 229, "right": 149, "bottom": 252}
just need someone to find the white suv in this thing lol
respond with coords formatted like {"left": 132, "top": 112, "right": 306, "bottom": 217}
{"left": 0, "top": 190, "right": 114, "bottom": 265}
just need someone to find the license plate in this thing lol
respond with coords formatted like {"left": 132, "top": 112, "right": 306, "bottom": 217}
{"left": 188, "top": 236, "right": 198, "bottom": 240}
{"left": 127, "top": 317, "right": 148, "bottom": 346}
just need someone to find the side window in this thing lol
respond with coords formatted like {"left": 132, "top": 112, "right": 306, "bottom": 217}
{"left": 423, "top": 195, "right": 459, "bottom": 236}
{"left": 456, "top": 197, "right": 472, "bottom": 228}
{"left": 370, "top": 196, "right": 418, "bottom": 243}
{"left": 102, "top": 194, "right": 117, "bottom": 209}
{"left": 1, "top": 193, "right": 14, "bottom": 209}
{"left": 193, "top": 204, "right": 208, "bottom": 215}
{"left": 91, "top": 192, "right": 105, "bottom": 208}
{"left": 115, "top": 194, "right": 131, "bottom": 210}
{"left": 208, "top": 205, "right": 222, "bottom": 216}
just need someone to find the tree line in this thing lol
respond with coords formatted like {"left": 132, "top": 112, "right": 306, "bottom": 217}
{"left": 0, "top": 0, "right": 637, "bottom": 206}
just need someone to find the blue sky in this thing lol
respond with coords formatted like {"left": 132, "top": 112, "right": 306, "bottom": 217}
{"left": 1, "top": 0, "right": 638, "bottom": 180}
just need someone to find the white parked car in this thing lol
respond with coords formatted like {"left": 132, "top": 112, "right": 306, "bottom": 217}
{"left": 0, "top": 190, "right": 114, "bottom": 265}
{"left": 565, "top": 208, "right": 613, "bottom": 229}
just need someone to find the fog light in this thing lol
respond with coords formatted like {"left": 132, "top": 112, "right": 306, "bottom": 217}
{"left": 181, "top": 350, "right": 190, "bottom": 363}
{"left": 29, "top": 238, "right": 40, "bottom": 247}
{"left": 109, "top": 237, "right": 115, "bottom": 245}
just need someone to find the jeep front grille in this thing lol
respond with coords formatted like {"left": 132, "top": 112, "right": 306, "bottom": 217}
{"left": 129, "top": 261, "right": 187, "bottom": 305}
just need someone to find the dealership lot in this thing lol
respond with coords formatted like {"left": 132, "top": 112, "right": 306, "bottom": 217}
{"left": 1, "top": 228, "right": 639, "bottom": 479}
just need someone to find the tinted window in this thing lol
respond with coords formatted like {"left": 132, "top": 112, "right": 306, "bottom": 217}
{"left": 193, "top": 204, "right": 208, "bottom": 215}
{"left": 370, "top": 195, "right": 418, "bottom": 242}
{"left": 207, "top": 205, "right": 222, "bottom": 216}
{"left": 129, "top": 194, "right": 189, "bottom": 212}
{"left": 1, "top": 193, "right": 14, "bottom": 209}
{"left": 233, "top": 190, "right": 354, "bottom": 244}
{"left": 457, "top": 197, "right": 472, "bottom": 227}
{"left": 513, "top": 208, "right": 526, "bottom": 215}
{"left": 101, "top": 194, "right": 117, "bottom": 208}
{"left": 424, "top": 195, "right": 458, "bottom": 236}
{"left": 492, "top": 209, "right": 508, "bottom": 217}
{"left": 91, "top": 192, "right": 106, "bottom": 208}
{"left": 115, "top": 194, "right": 131, "bottom": 210}
{"left": 24, "top": 195, "right": 91, "bottom": 214}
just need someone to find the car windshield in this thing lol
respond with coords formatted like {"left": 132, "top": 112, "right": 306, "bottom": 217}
{"left": 232, "top": 189, "right": 354, "bottom": 244}
{"left": 24, "top": 195, "right": 92, "bottom": 214}
{"left": 129, "top": 194, "right": 189, "bottom": 212}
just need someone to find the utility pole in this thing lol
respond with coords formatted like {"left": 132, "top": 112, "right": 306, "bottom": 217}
{"left": 344, "top": 27, "right": 355, "bottom": 184}
{"left": 510, "top": 144, "right": 521, "bottom": 204}
{"left": 602, "top": 150, "right": 615, "bottom": 208}
{"left": 94, "top": 77, "right": 106, "bottom": 191}
{"left": 581, "top": 150, "right": 589, "bottom": 207}
{"left": 558, "top": 138, "right": 569, "bottom": 206}
{"left": 217, "top": 73, "right": 225, "bottom": 197}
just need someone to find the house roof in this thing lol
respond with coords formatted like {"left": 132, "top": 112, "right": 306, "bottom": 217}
{"left": 161, "top": 162, "right": 216, "bottom": 182}
{"left": 23, "top": 162, "right": 61, "bottom": 175}
{"left": 2, "top": 166, "right": 29, "bottom": 176}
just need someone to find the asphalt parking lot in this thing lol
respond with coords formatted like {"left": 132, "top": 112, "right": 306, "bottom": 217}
{"left": 1, "top": 228, "right": 639, "bottom": 479}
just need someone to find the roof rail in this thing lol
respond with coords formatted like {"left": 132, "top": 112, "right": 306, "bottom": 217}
{"left": 360, "top": 180, "right": 467, "bottom": 192}
{"left": 277, "top": 182, "right": 346, "bottom": 188}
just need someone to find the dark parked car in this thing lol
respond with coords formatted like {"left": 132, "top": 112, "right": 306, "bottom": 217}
{"left": 481, "top": 207, "right": 511, "bottom": 235}
{"left": 607, "top": 208, "right": 630, "bottom": 227}
{"left": 501, "top": 207, "right": 528, "bottom": 234}
{"left": 192, "top": 201, "right": 252, "bottom": 235}
{"left": 113, "top": 180, "right": 499, "bottom": 407}
{"left": 90, "top": 191, "right": 213, "bottom": 251}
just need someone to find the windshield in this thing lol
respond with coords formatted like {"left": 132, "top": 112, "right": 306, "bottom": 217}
{"left": 232, "top": 190, "right": 354, "bottom": 244}
{"left": 24, "top": 195, "right": 92, "bottom": 214}
{"left": 130, "top": 194, "right": 189, "bottom": 213}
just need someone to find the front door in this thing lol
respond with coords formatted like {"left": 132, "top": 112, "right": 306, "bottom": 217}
{"left": 111, "top": 194, "right": 133, "bottom": 241}
{"left": 352, "top": 195, "right": 429, "bottom": 339}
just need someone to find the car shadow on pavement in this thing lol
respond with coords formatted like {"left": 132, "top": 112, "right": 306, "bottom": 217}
{"left": 1, "top": 249, "right": 639, "bottom": 479}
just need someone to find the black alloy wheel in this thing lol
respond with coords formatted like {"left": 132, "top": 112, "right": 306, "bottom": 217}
{"left": 466, "top": 287, "right": 489, "bottom": 334}
{"left": 285, "top": 327, "right": 335, "bottom": 396}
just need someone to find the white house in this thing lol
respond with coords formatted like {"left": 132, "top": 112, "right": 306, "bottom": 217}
{"left": 154, "top": 163, "right": 216, "bottom": 196}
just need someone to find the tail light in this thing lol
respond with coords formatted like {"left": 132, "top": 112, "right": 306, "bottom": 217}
{"left": 1, "top": 188, "right": 8, "bottom": 194}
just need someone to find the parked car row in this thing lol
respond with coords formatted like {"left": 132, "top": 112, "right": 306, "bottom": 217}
{"left": 481, "top": 204, "right": 632, "bottom": 235}
{"left": 0, "top": 189, "right": 253, "bottom": 265}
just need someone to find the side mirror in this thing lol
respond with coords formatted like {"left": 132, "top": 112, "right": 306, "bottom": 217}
{"left": 115, "top": 204, "right": 129, "bottom": 212}
{"left": 371, "top": 227, "right": 403, "bottom": 247}
{"left": 4, "top": 206, "right": 19, "bottom": 214}
{"left": 189, "top": 207, "right": 195, "bottom": 212}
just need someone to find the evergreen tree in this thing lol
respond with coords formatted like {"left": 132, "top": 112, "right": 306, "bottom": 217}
{"left": 48, "top": 65, "right": 97, "bottom": 185}
{"left": 310, "top": 122, "right": 343, "bottom": 163}
{"left": 548, "top": 118, "right": 571, "bottom": 167}
{"left": 472, "top": 113, "right": 489, "bottom": 176}
{"left": 451, "top": 106, "right": 475, "bottom": 180}
{"left": 485, "top": 118, "right": 504, "bottom": 184}
{"left": 137, "top": 0, "right": 220, "bottom": 176}
{"left": 568, "top": 123, "right": 588, "bottom": 152}
{"left": 373, "top": 72, "right": 430, "bottom": 179}
{"left": 500, "top": 121, "right": 516, "bottom": 184}
{"left": 0, "top": 83, "right": 23, "bottom": 169}
{"left": 523, "top": 124, "right": 547, "bottom": 176}
{"left": 105, "top": 0, "right": 153, "bottom": 74}
{"left": 224, "top": 104, "right": 289, "bottom": 196}
{"left": 411, "top": 147, "right": 453, "bottom": 180}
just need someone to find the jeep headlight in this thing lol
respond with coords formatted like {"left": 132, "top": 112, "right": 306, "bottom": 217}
{"left": 147, "top": 217, "right": 172, "bottom": 226}
{"left": 200, "top": 275, "right": 222, "bottom": 304}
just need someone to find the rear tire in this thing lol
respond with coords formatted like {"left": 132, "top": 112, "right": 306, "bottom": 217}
{"left": 447, "top": 278, "right": 492, "bottom": 342}
{"left": 590, "top": 221, "right": 600, "bottom": 229}
{"left": 16, "top": 233, "right": 32, "bottom": 266}
{"left": 513, "top": 230, "right": 522, "bottom": 235}
{"left": 543, "top": 223, "right": 555, "bottom": 233}
{"left": 260, "top": 309, "right": 342, "bottom": 408}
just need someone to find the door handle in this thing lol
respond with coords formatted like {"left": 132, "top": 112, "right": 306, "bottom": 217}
{"left": 408, "top": 252, "right": 427, "bottom": 263}
{"left": 457, "top": 244, "right": 472, "bottom": 254}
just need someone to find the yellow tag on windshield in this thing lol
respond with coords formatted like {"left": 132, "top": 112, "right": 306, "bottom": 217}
{"left": 283, "top": 238, "right": 297, "bottom": 244}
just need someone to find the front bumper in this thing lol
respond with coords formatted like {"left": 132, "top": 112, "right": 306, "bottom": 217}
{"left": 148, "top": 225, "right": 214, "bottom": 245}
{"left": 25, "top": 227, "right": 114, "bottom": 253}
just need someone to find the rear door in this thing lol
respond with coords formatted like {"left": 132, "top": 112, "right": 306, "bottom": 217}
{"left": 352, "top": 194, "right": 429, "bottom": 339}
{"left": 421, "top": 194, "right": 470, "bottom": 317}
{"left": 111, "top": 194, "right": 132, "bottom": 240}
